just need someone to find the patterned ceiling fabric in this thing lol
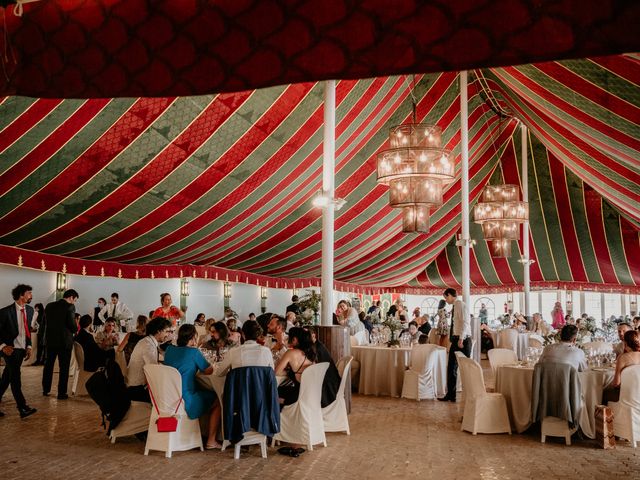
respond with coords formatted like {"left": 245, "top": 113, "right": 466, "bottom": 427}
{"left": 0, "top": 56, "right": 638, "bottom": 293}
{"left": 1, "top": 1, "right": 640, "bottom": 98}
{"left": 420, "top": 133, "right": 640, "bottom": 292}
{"left": 482, "top": 57, "right": 640, "bottom": 227}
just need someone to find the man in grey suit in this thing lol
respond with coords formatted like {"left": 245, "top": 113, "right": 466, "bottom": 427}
{"left": 0, "top": 284, "right": 37, "bottom": 418}
{"left": 439, "top": 288, "right": 471, "bottom": 402}
{"left": 42, "top": 289, "right": 79, "bottom": 400}
{"left": 539, "top": 324, "right": 587, "bottom": 372}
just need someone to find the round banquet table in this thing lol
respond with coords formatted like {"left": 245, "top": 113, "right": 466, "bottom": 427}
{"left": 352, "top": 345, "right": 412, "bottom": 397}
{"left": 495, "top": 364, "right": 615, "bottom": 437}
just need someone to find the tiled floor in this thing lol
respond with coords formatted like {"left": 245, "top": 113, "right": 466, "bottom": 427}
{"left": 1, "top": 365, "right": 638, "bottom": 480}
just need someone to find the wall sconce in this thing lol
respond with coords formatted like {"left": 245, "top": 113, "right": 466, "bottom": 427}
{"left": 260, "top": 286, "right": 268, "bottom": 314}
{"left": 180, "top": 278, "right": 190, "bottom": 297}
{"left": 56, "top": 272, "right": 67, "bottom": 292}
{"left": 260, "top": 287, "right": 268, "bottom": 300}
{"left": 630, "top": 296, "right": 637, "bottom": 316}
{"left": 224, "top": 282, "right": 231, "bottom": 299}
{"left": 566, "top": 291, "right": 573, "bottom": 314}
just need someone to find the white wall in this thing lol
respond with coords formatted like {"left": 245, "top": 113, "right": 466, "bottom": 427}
{"left": 0, "top": 264, "right": 57, "bottom": 308}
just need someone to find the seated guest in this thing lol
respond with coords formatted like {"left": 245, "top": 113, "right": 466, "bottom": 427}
{"left": 336, "top": 300, "right": 365, "bottom": 335}
{"left": 127, "top": 317, "right": 172, "bottom": 402}
{"left": 202, "top": 321, "right": 232, "bottom": 357}
{"left": 197, "top": 317, "right": 217, "bottom": 346}
{"left": 480, "top": 324, "right": 495, "bottom": 353}
{"left": 216, "top": 320, "right": 274, "bottom": 374}
{"left": 75, "top": 314, "right": 112, "bottom": 371}
{"left": 306, "top": 326, "right": 340, "bottom": 408}
{"left": 633, "top": 315, "right": 640, "bottom": 330}
{"left": 417, "top": 315, "right": 431, "bottom": 336}
{"left": 418, "top": 334, "right": 428, "bottom": 345}
{"left": 95, "top": 318, "right": 120, "bottom": 351}
{"left": 248, "top": 312, "right": 256, "bottom": 322}
{"left": 513, "top": 313, "right": 527, "bottom": 330}
{"left": 538, "top": 324, "right": 587, "bottom": 372}
{"left": 531, "top": 313, "right": 551, "bottom": 336}
{"left": 614, "top": 322, "right": 633, "bottom": 357}
{"left": 117, "top": 315, "right": 148, "bottom": 364}
{"left": 267, "top": 315, "right": 288, "bottom": 361}
{"left": 285, "top": 311, "right": 297, "bottom": 333}
{"left": 359, "top": 311, "right": 373, "bottom": 336}
{"left": 226, "top": 318, "right": 242, "bottom": 345}
{"left": 193, "top": 313, "right": 206, "bottom": 326}
{"left": 604, "top": 330, "right": 640, "bottom": 403}
{"left": 164, "top": 324, "right": 220, "bottom": 450}
{"left": 275, "top": 327, "right": 316, "bottom": 408}
{"left": 401, "top": 321, "right": 421, "bottom": 344}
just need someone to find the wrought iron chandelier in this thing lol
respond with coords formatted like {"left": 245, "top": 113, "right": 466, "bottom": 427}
{"left": 377, "top": 123, "right": 454, "bottom": 233}
{"left": 473, "top": 184, "right": 528, "bottom": 257}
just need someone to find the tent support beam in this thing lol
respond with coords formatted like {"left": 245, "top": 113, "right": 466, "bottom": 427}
{"left": 522, "top": 123, "right": 531, "bottom": 320}
{"left": 321, "top": 80, "right": 336, "bottom": 327}
{"left": 460, "top": 71, "right": 476, "bottom": 361}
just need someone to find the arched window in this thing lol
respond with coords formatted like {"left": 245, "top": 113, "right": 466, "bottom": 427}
{"left": 474, "top": 297, "right": 495, "bottom": 323}
{"left": 421, "top": 297, "right": 439, "bottom": 318}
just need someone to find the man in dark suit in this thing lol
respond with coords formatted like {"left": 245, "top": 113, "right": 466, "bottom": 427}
{"left": 285, "top": 295, "right": 302, "bottom": 316}
{"left": 0, "top": 284, "right": 37, "bottom": 418}
{"left": 42, "top": 289, "right": 79, "bottom": 400}
{"left": 75, "top": 314, "right": 111, "bottom": 372}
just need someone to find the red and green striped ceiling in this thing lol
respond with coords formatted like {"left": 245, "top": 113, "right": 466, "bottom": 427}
{"left": 0, "top": 54, "right": 638, "bottom": 293}
{"left": 0, "top": 2, "right": 638, "bottom": 293}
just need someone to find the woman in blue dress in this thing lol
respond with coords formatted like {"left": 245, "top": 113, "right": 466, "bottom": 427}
{"left": 164, "top": 324, "right": 222, "bottom": 449}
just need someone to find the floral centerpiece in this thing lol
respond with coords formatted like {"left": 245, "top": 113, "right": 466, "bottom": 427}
{"left": 298, "top": 291, "right": 321, "bottom": 325}
{"left": 498, "top": 314, "right": 511, "bottom": 327}
{"left": 383, "top": 315, "right": 403, "bottom": 347}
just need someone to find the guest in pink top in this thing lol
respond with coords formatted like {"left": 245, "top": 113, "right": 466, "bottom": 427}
{"left": 551, "top": 301, "right": 565, "bottom": 330}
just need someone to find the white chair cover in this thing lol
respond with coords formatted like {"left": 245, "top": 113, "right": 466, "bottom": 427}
{"left": 497, "top": 329, "right": 519, "bottom": 354}
{"left": 143, "top": 364, "right": 203, "bottom": 458}
{"left": 109, "top": 401, "right": 152, "bottom": 443}
{"left": 528, "top": 335, "right": 544, "bottom": 349}
{"left": 273, "top": 363, "right": 329, "bottom": 450}
{"left": 71, "top": 342, "right": 92, "bottom": 396}
{"left": 323, "top": 357, "right": 353, "bottom": 434}
{"left": 457, "top": 356, "right": 511, "bottom": 435}
{"left": 582, "top": 341, "right": 613, "bottom": 354}
{"left": 609, "top": 365, "right": 640, "bottom": 447}
{"left": 401, "top": 344, "right": 446, "bottom": 400}
{"left": 487, "top": 348, "right": 518, "bottom": 377}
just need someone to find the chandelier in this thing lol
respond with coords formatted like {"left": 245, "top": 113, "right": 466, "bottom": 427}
{"left": 474, "top": 184, "right": 528, "bottom": 257}
{"left": 377, "top": 124, "right": 454, "bottom": 233}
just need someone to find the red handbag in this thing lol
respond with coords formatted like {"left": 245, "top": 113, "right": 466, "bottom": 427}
{"left": 149, "top": 386, "right": 182, "bottom": 433}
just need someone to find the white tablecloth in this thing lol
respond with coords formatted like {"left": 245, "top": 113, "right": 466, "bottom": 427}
{"left": 353, "top": 345, "right": 448, "bottom": 397}
{"left": 496, "top": 331, "right": 530, "bottom": 360}
{"left": 495, "top": 365, "right": 615, "bottom": 437}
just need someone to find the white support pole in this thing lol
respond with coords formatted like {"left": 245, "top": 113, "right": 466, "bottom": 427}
{"left": 579, "top": 290, "right": 586, "bottom": 316}
{"left": 621, "top": 293, "right": 626, "bottom": 317}
{"left": 321, "top": 80, "right": 336, "bottom": 327}
{"left": 460, "top": 71, "right": 476, "bottom": 360}
{"left": 600, "top": 292, "right": 606, "bottom": 323}
{"left": 521, "top": 124, "right": 531, "bottom": 321}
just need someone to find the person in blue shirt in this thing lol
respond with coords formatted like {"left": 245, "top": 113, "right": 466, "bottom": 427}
{"left": 163, "top": 324, "right": 221, "bottom": 449}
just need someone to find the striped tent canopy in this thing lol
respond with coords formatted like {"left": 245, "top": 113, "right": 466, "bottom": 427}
{"left": 0, "top": 54, "right": 638, "bottom": 293}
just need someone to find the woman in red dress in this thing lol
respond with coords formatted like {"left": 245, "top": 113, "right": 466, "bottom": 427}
{"left": 152, "top": 293, "right": 185, "bottom": 326}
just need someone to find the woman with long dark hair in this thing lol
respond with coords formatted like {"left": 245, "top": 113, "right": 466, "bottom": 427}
{"left": 275, "top": 327, "right": 316, "bottom": 408}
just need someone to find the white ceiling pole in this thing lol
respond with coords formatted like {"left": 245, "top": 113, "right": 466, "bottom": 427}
{"left": 521, "top": 123, "right": 531, "bottom": 321}
{"left": 321, "top": 80, "right": 336, "bottom": 327}
{"left": 460, "top": 71, "right": 476, "bottom": 361}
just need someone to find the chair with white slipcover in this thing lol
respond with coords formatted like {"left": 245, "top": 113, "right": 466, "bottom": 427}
{"left": 609, "top": 365, "right": 640, "bottom": 447}
{"left": 323, "top": 357, "right": 353, "bottom": 434}
{"left": 401, "top": 344, "right": 446, "bottom": 401}
{"left": 487, "top": 348, "right": 518, "bottom": 377}
{"left": 143, "top": 364, "right": 203, "bottom": 458}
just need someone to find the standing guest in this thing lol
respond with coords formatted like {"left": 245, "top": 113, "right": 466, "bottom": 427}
{"left": 0, "top": 284, "right": 37, "bottom": 418}
{"left": 118, "top": 315, "right": 149, "bottom": 364}
{"left": 538, "top": 325, "right": 587, "bottom": 372}
{"left": 193, "top": 313, "right": 206, "bottom": 326}
{"left": 285, "top": 311, "right": 297, "bottom": 332}
{"left": 226, "top": 318, "right": 242, "bottom": 345}
{"left": 75, "top": 314, "right": 111, "bottom": 372}
{"left": 99, "top": 293, "right": 134, "bottom": 332}
{"left": 93, "top": 297, "right": 107, "bottom": 329}
{"left": 127, "top": 317, "right": 172, "bottom": 402}
{"left": 33, "top": 303, "right": 47, "bottom": 365}
{"left": 164, "top": 324, "right": 220, "bottom": 449}
{"left": 551, "top": 301, "right": 565, "bottom": 329}
{"left": 286, "top": 295, "right": 302, "bottom": 316}
{"left": 152, "top": 293, "right": 186, "bottom": 327}
{"left": 434, "top": 299, "right": 450, "bottom": 348}
{"left": 95, "top": 318, "right": 120, "bottom": 351}
{"left": 613, "top": 322, "right": 633, "bottom": 357}
{"left": 336, "top": 300, "right": 365, "bottom": 335}
{"left": 478, "top": 303, "right": 488, "bottom": 325}
{"left": 438, "top": 288, "right": 471, "bottom": 403}
{"left": 43, "top": 289, "right": 79, "bottom": 400}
